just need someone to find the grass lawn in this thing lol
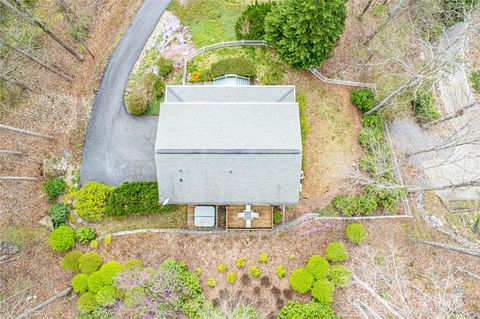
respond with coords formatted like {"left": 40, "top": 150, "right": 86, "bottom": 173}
{"left": 95, "top": 206, "right": 187, "bottom": 234}
{"left": 168, "top": 0, "right": 252, "bottom": 47}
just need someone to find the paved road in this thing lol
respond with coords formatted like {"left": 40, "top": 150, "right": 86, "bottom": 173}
{"left": 81, "top": 0, "right": 171, "bottom": 186}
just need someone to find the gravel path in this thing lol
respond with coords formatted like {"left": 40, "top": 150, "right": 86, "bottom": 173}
{"left": 389, "top": 22, "right": 480, "bottom": 201}
{"left": 80, "top": 0, "right": 171, "bottom": 186}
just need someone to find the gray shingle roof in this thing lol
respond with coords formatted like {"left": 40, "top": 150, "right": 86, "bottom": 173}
{"left": 155, "top": 85, "right": 302, "bottom": 205}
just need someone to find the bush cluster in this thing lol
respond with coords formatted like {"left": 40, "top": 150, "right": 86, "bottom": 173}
{"left": 305, "top": 256, "right": 329, "bottom": 280}
{"left": 76, "top": 227, "right": 97, "bottom": 244}
{"left": 155, "top": 57, "right": 173, "bottom": 77}
{"left": 76, "top": 182, "right": 114, "bottom": 222}
{"left": 49, "top": 225, "right": 76, "bottom": 252}
{"left": 235, "top": 2, "right": 274, "bottom": 40}
{"left": 345, "top": 223, "right": 368, "bottom": 244}
{"left": 43, "top": 178, "right": 67, "bottom": 201}
{"left": 277, "top": 300, "right": 339, "bottom": 319}
{"left": 106, "top": 182, "right": 173, "bottom": 216}
{"left": 78, "top": 252, "right": 103, "bottom": 275}
{"left": 48, "top": 203, "right": 70, "bottom": 228}
{"left": 351, "top": 89, "right": 375, "bottom": 113}
{"left": 210, "top": 57, "right": 257, "bottom": 81}
{"left": 411, "top": 89, "right": 441, "bottom": 124}
{"left": 311, "top": 279, "right": 335, "bottom": 303}
{"left": 125, "top": 72, "right": 165, "bottom": 115}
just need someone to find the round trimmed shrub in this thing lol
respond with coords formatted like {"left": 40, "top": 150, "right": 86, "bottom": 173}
{"left": 76, "top": 182, "right": 113, "bottom": 222}
{"left": 207, "top": 277, "right": 216, "bottom": 287}
{"left": 77, "top": 292, "right": 98, "bottom": 313}
{"left": 155, "top": 57, "right": 173, "bottom": 77}
{"left": 217, "top": 264, "right": 227, "bottom": 273}
{"left": 265, "top": 0, "right": 347, "bottom": 69}
{"left": 125, "top": 89, "right": 148, "bottom": 115}
{"left": 258, "top": 253, "right": 268, "bottom": 264}
{"left": 95, "top": 286, "right": 118, "bottom": 307}
{"left": 87, "top": 271, "right": 105, "bottom": 293}
{"left": 48, "top": 203, "right": 70, "bottom": 228}
{"left": 305, "top": 256, "right": 329, "bottom": 280}
{"left": 43, "top": 178, "right": 67, "bottom": 201}
{"left": 98, "top": 261, "right": 123, "bottom": 286}
{"left": 346, "top": 223, "right": 368, "bottom": 244}
{"left": 78, "top": 252, "right": 103, "bottom": 275}
{"left": 325, "top": 242, "right": 348, "bottom": 262}
{"left": 61, "top": 250, "right": 83, "bottom": 273}
{"left": 76, "top": 227, "right": 97, "bottom": 244}
{"left": 275, "top": 265, "right": 286, "bottom": 278}
{"left": 236, "top": 257, "right": 246, "bottom": 269}
{"left": 48, "top": 225, "right": 76, "bottom": 252}
{"left": 289, "top": 268, "right": 314, "bottom": 294}
{"left": 124, "top": 259, "right": 143, "bottom": 270}
{"left": 351, "top": 89, "right": 375, "bottom": 112}
{"left": 235, "top": 2, "right": 274, "bottom": 40}
{"left": 227, "top": 272, "right": 238, "bottom": 284}
{"left": 250, "top": 266, "right": 262, "bottom": 278}
{"left": 328, "top": 265, "right": 351, "bottom": 287}
{"left": 311, "top": 279, "right": 335, "bottom": 303}
{"left": 72, "top": 274, "right": 89, "bottom": 293}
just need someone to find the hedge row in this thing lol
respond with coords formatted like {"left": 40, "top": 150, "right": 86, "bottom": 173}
{"left": 76, "top": 181, "right": 175, "bottom": 222}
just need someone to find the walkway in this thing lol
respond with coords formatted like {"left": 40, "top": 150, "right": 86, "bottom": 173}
{"left": 80, "top": 0, "right": 171, "bottom": 186}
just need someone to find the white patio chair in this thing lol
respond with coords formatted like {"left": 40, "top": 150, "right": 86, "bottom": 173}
{"left": 252, "top": 212, "right": 259, "bottom": 219}
{"left": 245, "top": 219, "right": 252, "bottom": 228}
{"left": 238, "top": 212, "right": 245, "bottom": 219}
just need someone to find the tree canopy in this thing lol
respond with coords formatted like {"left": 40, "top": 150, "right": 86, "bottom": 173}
{"left": 265, "top": 0, "right": 347, "bottom": 70}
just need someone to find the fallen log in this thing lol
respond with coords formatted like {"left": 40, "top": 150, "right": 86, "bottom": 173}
{"left": 15, "top": 287, "right": 71, "bottom": 319}
{"left": 415, "top": 240, "right": 480, "bottom": 257}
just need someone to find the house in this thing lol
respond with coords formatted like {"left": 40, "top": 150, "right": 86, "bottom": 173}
{"left": 154, "top": 79, "right": 302, "bottom": 229}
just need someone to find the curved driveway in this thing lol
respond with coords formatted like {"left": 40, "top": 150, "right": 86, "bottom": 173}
{"left": 81, "top": 0, "right": 171, "bottom": 186}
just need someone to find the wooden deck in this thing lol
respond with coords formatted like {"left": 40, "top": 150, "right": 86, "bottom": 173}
{"left": 226, "top": 205, "right": 273, "bottom": 230}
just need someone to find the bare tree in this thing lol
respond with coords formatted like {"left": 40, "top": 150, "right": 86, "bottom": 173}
{"left": 0, "top": 38, "right": 72, "bottom": 81}
{"left": 0, "top": 123, "right": 53, "bottom": 139}
{"left": 0, "top": 0, "right": 84, "bottom": 61}
{"left": 423, "top": 101, "right": 478, "bottom": 127}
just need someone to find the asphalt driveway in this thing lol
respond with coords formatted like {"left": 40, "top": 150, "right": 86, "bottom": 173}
{"left": 80, "top": 0, "right": 171, "bottom": 186}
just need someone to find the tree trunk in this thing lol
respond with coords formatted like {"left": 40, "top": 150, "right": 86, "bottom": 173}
{"left": 14, "top": 287, "right": 72, "bottom": 319}
{"left": 359, "top": 0, "right": 375, "bottom": 19}
{"left": 456, "top": 267, "right": 480, "bottom": 280}
{"left": 0, "top": 149, "right": 24, "bottom": 156}
{"left": 0, "top": 176, "right": 39, "bottom": 181}
{"left": 0, "top": 39, "right": 72, "bottom": 81}
{"left": 0, "top": 74, "right": 36, "bottom": 92}
{"left": 363, "top": 0, "right": 410, "bottom": 45}
{"left": 365, "top": 79, "right": 413, "bottom": 115}
{"left": 407, "top": 179, "right": 480, "bottom": 192}
{"left": 0, "top": 124, "right": 53, "bottom": 139}
{"left": 415, "top": 240, "right": 480, "bottom": 257}
{"left": 423, "top": 102, "right": 478, "bottom": 127}
{"left": 0, "top": 0, "right": 84, "bottom": 61}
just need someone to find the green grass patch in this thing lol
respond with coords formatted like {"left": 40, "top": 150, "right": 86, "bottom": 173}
{"left": 168, "top": 0, "right": 248, "bottom": 46}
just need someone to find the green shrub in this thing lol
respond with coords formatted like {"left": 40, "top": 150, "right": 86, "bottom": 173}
{"left": 327, "top": 265, "right": 351, "bottom": 287}
{"left": 43, "top": 178, "right": 67, "bottom": 200}
{"left": 311, "top": 279, "right": 335, "bottom": 303}
{"left": 273, "top": 209, "right": 283, "bottom": 224}
{"left": 345, "top": 223, "right": 368, "bottom": 244}
{"left": 139, "top": 72, "right": 165, "bottom": 101}
{"left": 305, "top": 256, "right": 330, "bottom": 280}
{"left": 227, "top": 272, "right": 238, "bottom": 284}
{"left": 76, "top": 182, "right": 113, "bottom": 222}
{"left": 358, "top": 127, "right": 385, "bottom": 153}
{"left": 366, "top": 185, "right": 406, "bottom": 213}
{"left": 275, "top": 265, "right": 286, "bottom": 278}
{"left": 76, "top": 227, "right": 97, "bottom": 244}
{"left": 207, "top": 277, "right": 216, "bottom": 287}
{"left": 210, "top": 57, "right": 256, "bottom": 81}
{"left": 155, "top": 57, "right": 174, "bottom": 77}
{"left": 49, "top": 225, "right": 76, "bottom": 252}
{"left": 77, "top": 292, "right": 98, "bottom": 313}
{"left": 48, "top": 203, "right": 70, "bottom": 228}
{"left": 87, "top": 271, "right": 105, "bottom": 293}
{"left": 75, "top": 307, "right": 112, "bottom": 319}
{"left": 277, "top": 300, "right": 338, "bottom": 319}
{"left": 235, "top": 2, "right": 274, "bottom": 40}
{"left": 332, "top": 194, "right": 377, "bottom": 217}
{"left": 236, "top": 257, "right": 246, "bottom": 268}
{"left": 265, "top": 0, "right": 347, "bottom": 69}
{"left": 124, "top": 259, "right": 143, "bottom": 270}
{"left": 362, "top": 113, "right": 385, "bottom": 130}
{"left": 62, "top": 250, "right": 83, "bottom": 273}
{"left": 95, "top": 287, "right": 118, "bottom": 307}
{"left": 217, "top": 264, "right": 227, "bottom": 273}
{"left": 411, "top": 90, "right": 441, "bottom": 124}
{"left": 258, "top": 253, "right": 268, "bottom": 264}
{"left": 250, "top": 266, "right": 262, "bottom": 278}
{"left": 351, "top": 89, "right": 375, "bottom": 112}
{"left": 98, "top": 261, "right": 123, "bottom": 286}
{"left": 125, "top": 89, "right": 148, "bottom": 115}
{"left": 289, "top": 268, "right": 314, "bottom": 294}
{"left": 72, "top": 273, "right": 89, "bottom": 293}
{"left": 106, "top": 182, "right": 173, "bottom": 216}
{"left": 79, "top": 252, "right": 103, "bottom": 275}
{"left": 325, "top": 242, "right": 348, "bottom": 262}
{"left": 470, "top": 71, "right": 480, "bottom": 93}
